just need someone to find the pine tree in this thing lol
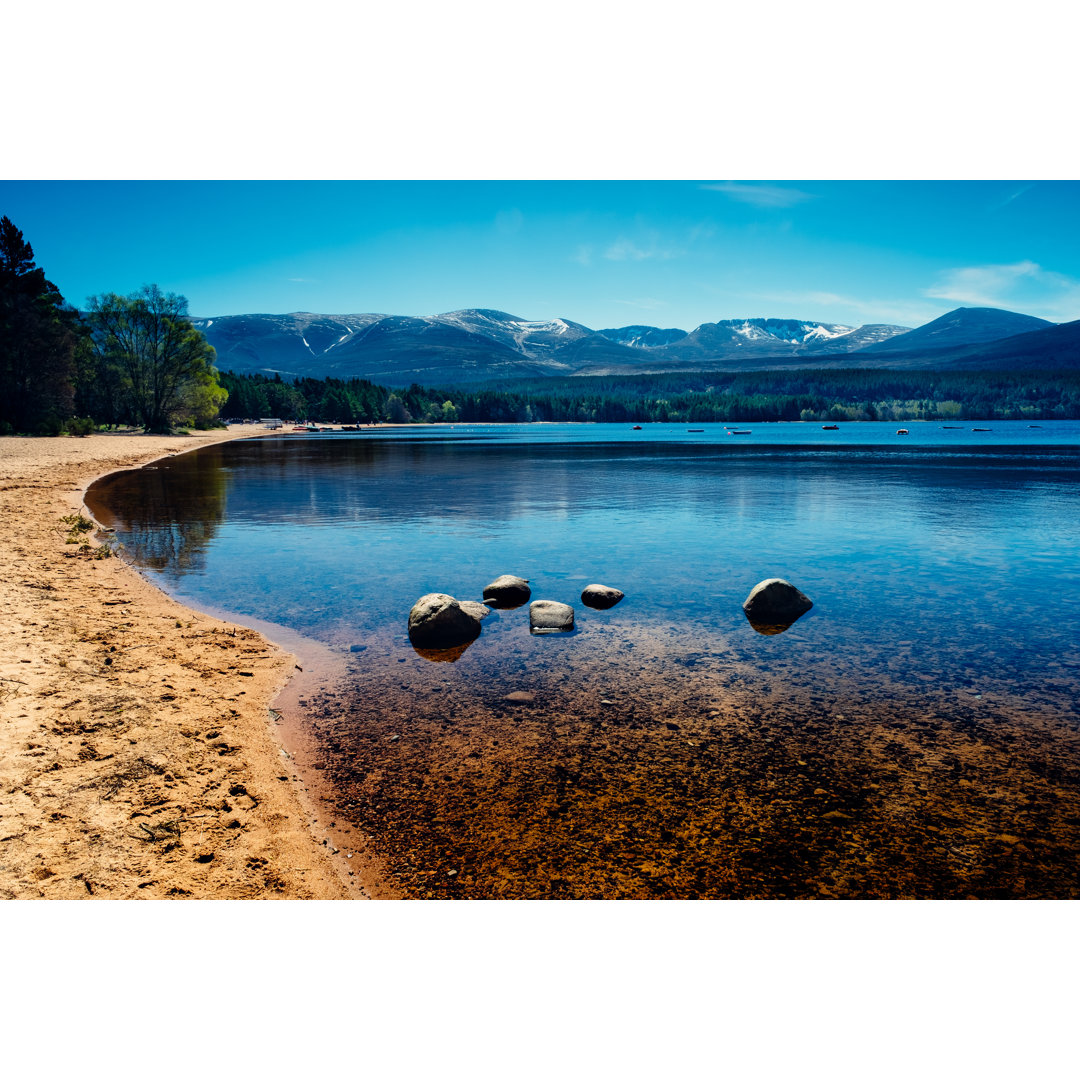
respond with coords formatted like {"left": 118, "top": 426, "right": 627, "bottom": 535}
{"left": 0, "top": 216, "right": 80, "bottom": 433}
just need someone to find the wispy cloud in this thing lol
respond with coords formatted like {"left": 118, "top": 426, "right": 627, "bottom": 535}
{"left": 604, "top": 238, "right": 652, "bottom": 262}
{"left": 575, "top": 223, "right": 705, "bottom": 268}
{"left": 701, "top": 182, "right": 815, "bottom": 209}
{"left": 924, "top": 260, "right": 1080, "bottom": 320}
{"left": 925, "top": 260, "right": 1041, "bottom": 307}
{"left": 990, "top": 183, "right": 1035, "bottom": 212}
{"left": 287, "top": 277, "right": 315, "bottom": 283}
{"left": 603, "top": 235, "right": 682, "bottom": 262}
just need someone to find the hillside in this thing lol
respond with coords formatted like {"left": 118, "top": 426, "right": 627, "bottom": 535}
{"left": 194, "top": 306, "right": 1076, "bottom": 383}
{"left": 195, "top": 309, "right": 911, "bottom": 382}
{"left": 193, "top": 310, "right": 644, "bottom": 383}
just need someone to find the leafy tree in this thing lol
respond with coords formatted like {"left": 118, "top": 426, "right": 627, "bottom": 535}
{"left": 385, "top": 393, "right": 411, "bottom": 423}
{"left": 177, "top": 367, "right": 229, "bottom": 428}
{"left": 0, "top": 216, "right": 83, "bottom": 433}
{"left": 87, "top": 285, "right": 225, "bottom": 432}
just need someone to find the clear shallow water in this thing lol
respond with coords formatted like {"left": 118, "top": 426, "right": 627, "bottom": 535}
{"left": 88, "top": 423, "right": 1080, "bottom": 898}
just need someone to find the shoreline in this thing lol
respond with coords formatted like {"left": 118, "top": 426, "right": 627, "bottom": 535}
{"left": 0, "top": 427, "right": 368, "bottom": 899}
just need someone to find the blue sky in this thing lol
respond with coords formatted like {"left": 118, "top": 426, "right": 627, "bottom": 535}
{"left": 3, "top": 180, "right": 1078, "bottom": 331}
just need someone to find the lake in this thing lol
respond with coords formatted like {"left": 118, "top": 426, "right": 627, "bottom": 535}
{"left": 87, "top": 421, "right": 1080, "bottom": 898}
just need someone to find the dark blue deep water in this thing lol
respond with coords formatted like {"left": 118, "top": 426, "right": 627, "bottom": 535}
{"left": 88, "top": 422, "right": 1080, "bottom": 898}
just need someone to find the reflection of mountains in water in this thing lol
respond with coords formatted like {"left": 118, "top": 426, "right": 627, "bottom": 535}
{"left": 160, "top": 437, "right": 1080, "bottom": 533}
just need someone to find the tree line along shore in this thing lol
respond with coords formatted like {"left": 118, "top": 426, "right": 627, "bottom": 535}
{"left": 4, "top": 212, "right": 1080, "bottom": 438}
{"left": 219, "top": 367, "right": 1080, "bottom": 426}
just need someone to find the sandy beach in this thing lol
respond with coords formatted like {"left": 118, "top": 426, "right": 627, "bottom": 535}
{"left": 0, "top": 428, "right": 357, "bottom": 899}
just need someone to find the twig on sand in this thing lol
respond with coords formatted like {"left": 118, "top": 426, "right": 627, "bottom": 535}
{"left": 132, "top": 820, "right": 182, "bottom": 842}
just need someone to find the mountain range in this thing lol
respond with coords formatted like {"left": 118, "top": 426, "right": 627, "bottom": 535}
{"left": 191, "top": 306, "right": 1078, "bottom": 384}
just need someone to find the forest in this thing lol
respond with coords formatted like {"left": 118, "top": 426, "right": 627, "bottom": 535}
{"left": 219, "top": 367, "right": 1080, "bottom": 426}
{"left": 0, "top": 216, "right": 223, "bottom": 435}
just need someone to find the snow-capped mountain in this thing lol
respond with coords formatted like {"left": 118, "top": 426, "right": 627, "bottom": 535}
{"left": 597, "top": 325, "right": 690, "bottom": 349}
{"left": 191, "top": 313, "right": 388, "bottom": 374}
{"left": 191, "top": 306, "right": 1062, "bottom": 383}
{"left": 192, "top": 310, "right": 640, "bottom": 383}
{"left": 720, "top": 318, "right": 858, "bottom": 345}
{"left": 628, "top": 318, "right": 912, "bottom": 367}
{"left": 597, "top": 318, "right": 912, "bottom": 357}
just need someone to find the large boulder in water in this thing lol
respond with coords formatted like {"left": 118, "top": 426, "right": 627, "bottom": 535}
{"left": 408, "top": 593, "right": 483, "bottom": 648}
{"left": 581, "top": 584, "right": 624, "bottom": 609}
{"left": 741, "top": 578, "right": 813, "bottom": 627}
{"left": 529, "top": 600, "right": 575, "bottom": 634}
{"left": 483, "top": 574, "right": 531, "bottom": 608}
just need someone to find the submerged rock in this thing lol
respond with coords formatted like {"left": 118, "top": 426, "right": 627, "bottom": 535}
{"left": 741, "top": 578, "right": 813, "bottom": 630}
{"left": 503, "top": 690, "right": 536, "bottom": 705}
{"left": 407, "top": 593, "right": 483, "bottom": 648}
{"left": 529, "top": 600, "right": 575, "bottom": 634}
{"left": 581, "top": 584, "right": 624, "bottom": 609}
{"left": 482, "top": 574, "right": 531, "bottom": 608}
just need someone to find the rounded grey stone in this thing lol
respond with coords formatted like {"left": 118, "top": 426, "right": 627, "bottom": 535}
{"left": 407, "top": 593, "right": 483, "bottom": 647}
{"left": 581, "top": 584, "right": 625, "bottom": 609}
{"left": 741, "top": 578, "right": 813, "bottom": 625}
{"left": 482, "top": 574, "right": 531, "bottom": 608}
{"left": 529, "top": 600, "right": 575, "bottom": 633}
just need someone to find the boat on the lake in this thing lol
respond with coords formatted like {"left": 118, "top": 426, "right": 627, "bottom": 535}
{"left": 632, "top": 425, "right": 642, "bottom": 430}
{"left": 687, "top": 428, "right": 704, "bottom": 433}
{"left": 972, "top": 427, "right": 992, "bottom": 432}
{"left": 729, "top": 429, "right": 752, "bottom": 435}
{"left": 897, "top": 428, "right": 909, "bottom": 435}
{"left": 822, "top": 424, "right": 839, "bottom": 430}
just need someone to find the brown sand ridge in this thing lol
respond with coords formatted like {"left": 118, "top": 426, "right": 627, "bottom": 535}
{"left": 0, "top": 429, "right": 356, "bottom": 899}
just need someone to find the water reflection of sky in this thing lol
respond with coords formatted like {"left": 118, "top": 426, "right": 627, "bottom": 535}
{"left": 89, "top": 426, "right": 1080, "bottom": 699}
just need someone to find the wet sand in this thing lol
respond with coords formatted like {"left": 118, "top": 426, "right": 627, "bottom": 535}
{"left": 0, "top": 429, "right": 361, "bottom": 899}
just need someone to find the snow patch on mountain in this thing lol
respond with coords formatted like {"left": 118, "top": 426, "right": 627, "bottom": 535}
{"left": 723, "top": 318, "right": 857, "bottom": 344}
{"left": 801, "top": 323, "right": 856, "bottom": 342}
